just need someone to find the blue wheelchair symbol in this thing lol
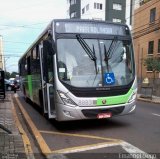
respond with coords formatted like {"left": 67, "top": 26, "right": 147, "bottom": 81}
{"left": 104, "top": 73, "right": 115, "bottom": 85}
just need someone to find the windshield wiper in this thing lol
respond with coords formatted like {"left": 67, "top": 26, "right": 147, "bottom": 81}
{"left": 92, "top": 45, "right": 98, "bottom": 74}
{"left": 106, "top": 36, "right": 118, "bottom": 59}
{"left": 76, "top": 34, "right": 96, "bottom": 61}
{"left": 104, "top": 45, "right": 110, "bottom": 72}
{"left": 104, "top": 36, "right": 118, "bottom": 72}
{"left": 76, "top": 34, "right": 98, "bottom": 74}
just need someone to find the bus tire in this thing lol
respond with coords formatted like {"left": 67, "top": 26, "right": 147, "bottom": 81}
{"left": 23, "top": 86, "right": 29, "bottom": 103}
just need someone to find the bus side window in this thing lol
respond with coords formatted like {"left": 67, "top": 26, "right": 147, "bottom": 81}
{"left": 31, "top": 45, "right": 41, "bottom": 74}
{"left": 19, "top": 57, "right": 26, "bottom": 76}
{"left": 27, "top": 56, "right": 31, "bottom": 75}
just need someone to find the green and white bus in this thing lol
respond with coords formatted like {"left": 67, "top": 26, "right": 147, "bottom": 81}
{"left": 19, "top": 19, "right": 137, "bottom": 121}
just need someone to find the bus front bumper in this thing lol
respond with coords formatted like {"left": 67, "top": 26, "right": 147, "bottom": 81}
{"left": 55, "top": 100, "right": 136, "bottom": 121}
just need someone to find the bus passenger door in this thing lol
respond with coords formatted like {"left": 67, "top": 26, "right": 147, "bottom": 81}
{"left": 39, "top": 43, "right": 55, "bottom": 118}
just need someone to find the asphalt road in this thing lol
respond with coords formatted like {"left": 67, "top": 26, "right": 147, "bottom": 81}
{"left": 15, "top": 92, "right": 160, "bottom": 159}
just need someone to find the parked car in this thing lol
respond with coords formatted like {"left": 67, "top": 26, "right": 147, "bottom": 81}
{"left": 9, "top": 79, "right": 20, "bottom": 91}
{"left": 5, "top": 79, "right": 12, "bottom": 91}
{"left": 5, "top": 79, "right": 20, "bottom": 91}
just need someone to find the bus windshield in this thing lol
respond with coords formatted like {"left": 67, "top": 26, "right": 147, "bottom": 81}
{"left": 57, "top": 37, "right": 134, "bottom": 88}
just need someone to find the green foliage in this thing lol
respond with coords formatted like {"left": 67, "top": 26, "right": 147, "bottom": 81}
{"left": 144, "top": 57, "right": 160, "bottom": 72}
{"left": 5, "top": 72, "right": 11, "bottom": 79}
{"left": 10, "top": 72, "right": 19, "bottom": 78}
{"left": 4, "top": 71, "right": 18, "bottom": 79}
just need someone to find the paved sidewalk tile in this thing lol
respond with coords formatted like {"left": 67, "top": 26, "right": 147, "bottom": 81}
{"left": 0, "top": 94, "right": 27, "bottom": 159}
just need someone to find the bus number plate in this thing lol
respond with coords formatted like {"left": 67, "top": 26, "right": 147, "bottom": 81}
{"left": 97, "top": 112, "right": 112, "bottom": 119}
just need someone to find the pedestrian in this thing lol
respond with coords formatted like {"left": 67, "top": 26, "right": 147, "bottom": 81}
{"left": 13, "top": 80, "right": 17, "bottom": 93}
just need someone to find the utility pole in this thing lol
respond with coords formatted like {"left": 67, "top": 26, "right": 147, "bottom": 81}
{"left": 0, "top": 35, "right": 4, "bottom": 71}
{"left": 141, "top": 48, "right": 143, "bottom": 83}
{"left": 4, "top": 57, "right": 10, "bottom": 72}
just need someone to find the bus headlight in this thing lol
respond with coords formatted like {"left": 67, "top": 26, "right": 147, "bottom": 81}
{"left": 57, "top": 91, "right": 77, "bottom": 106}
{"left": 128, "top": 91, "right": 137, "bottom": 103}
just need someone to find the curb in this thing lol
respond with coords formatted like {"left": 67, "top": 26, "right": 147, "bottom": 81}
{"left": 11, "top": 96, "right": 35, "bottom": 159}
{"left": 14, "top": 94, "right": 52, "bottom": 158}
{"left": 137, "top": 97, "right": 160, "bottom": 104}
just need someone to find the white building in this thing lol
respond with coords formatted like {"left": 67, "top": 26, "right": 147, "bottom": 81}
{"left": 81, "top": 0, "right": 106, "bottom": 20}
{"left": 67, "top": 0, "right": 134, "bottom": 28}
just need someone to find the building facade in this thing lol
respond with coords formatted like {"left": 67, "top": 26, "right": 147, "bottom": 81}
{"left": 0, "top": 36, "right": 4, "bottom": 71}
{"left": 67, "top": 0, "right": 131, "bottom": 25}
{"left": 105, "top": 0, "right": 126, "bottom": 23}
{"left": 132, "top": 0, "right": 160, "bottom": 80}
{"left": 67, "top": 0, "right": 81, "bottom": 19}
{"left": 81, "top": 0, "right": 106, "bottom": 20}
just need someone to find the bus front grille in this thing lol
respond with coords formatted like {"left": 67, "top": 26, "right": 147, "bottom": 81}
{"left": 70, "top": 88, "right": 129, "bottom": 97}
{"left": 81, "top": 106, "right": 125, "bottom": 118}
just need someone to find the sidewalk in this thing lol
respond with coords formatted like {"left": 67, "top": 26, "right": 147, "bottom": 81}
{"left": 0, "top": 93, "right": 27, "bottom": 159}
{"left": 137, "top": 94, "right": 160, "bottom": 104}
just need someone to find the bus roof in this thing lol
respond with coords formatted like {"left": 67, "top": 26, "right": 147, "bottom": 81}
{"left": 53, "top": 19, "right": 129, "bottom": 35}
{"left": 19, "top": 19, "right": 129, "bottom": 63}
{"left": 53, "top": 19, "right": 128, "bottom": 27}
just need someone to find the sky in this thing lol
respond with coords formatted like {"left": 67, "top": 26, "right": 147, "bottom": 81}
{"left": 0, "top": 0, "right": 67, "bottom": 73}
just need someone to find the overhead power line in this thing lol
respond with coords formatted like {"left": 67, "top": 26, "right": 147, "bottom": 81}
{"left": 1, "top": 54, "right": 21, "bottom": 57}
{"left": 4, "top": 40, "right": 31, "bottom": 45}
{"left": 0, "top": 24, "right": 41, "bottom": 30}
{"left": 132, "top": 18, "right": 160, "bottom": 32}
{"left": 0, "top": 0, "right": 54, "bottom": 19}
{"left": 125, "top": 0, "right": 160, "bottom": 20}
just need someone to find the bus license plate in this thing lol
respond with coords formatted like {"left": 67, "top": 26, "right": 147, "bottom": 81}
{"left": 97, "top": 112, "right": 112, "bottom": 119}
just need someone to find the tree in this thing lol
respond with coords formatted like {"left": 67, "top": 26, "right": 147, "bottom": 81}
{"left": 4, "top": 72, "right": 11, "bottom": 79}
{"left": 144, "top": 57, "right": 160, "bottom": 81}
{"left": 10, "top": 72, "right": 19, "bottom": 78}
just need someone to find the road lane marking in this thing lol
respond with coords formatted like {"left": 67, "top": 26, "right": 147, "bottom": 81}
{"left": 121, "top": 141, "right": 156, "bottom": 159}
{"left": 11, "top": 95, "right": 34, "bottom": 157}
{"left": 40, "top": 130, "right": 122, "bottom": 154}
{"left": 152, "top": 113, "right": 160, "bottom": 117}
{"left": 39, "top": 130, "right": 120, "bottom": 142}
{"left": 53, "top": 140, "right": 156, "bottom": 159}
{"left": 14, "top": 94, "right": 51, "bottom": 155}
{"left": 40, "top": 131, "right": 155, "bottom": 158}
{"left": 52, "top": 141, "right": 121, "bottom": 154}
{"left": 14, "top": 94, "right": 155, "bottom": 158}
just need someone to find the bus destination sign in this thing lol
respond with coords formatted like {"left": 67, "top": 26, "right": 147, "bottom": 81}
{"left": 56, "top": 22, "right": 126, "bottom": 35}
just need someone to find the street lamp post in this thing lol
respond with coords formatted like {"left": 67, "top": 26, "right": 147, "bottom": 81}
{"left": 4, "top": 57, "right": 10, "bottom": 72}
{"left": 0, "top": 35, "right": 4, "bottom": 71}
